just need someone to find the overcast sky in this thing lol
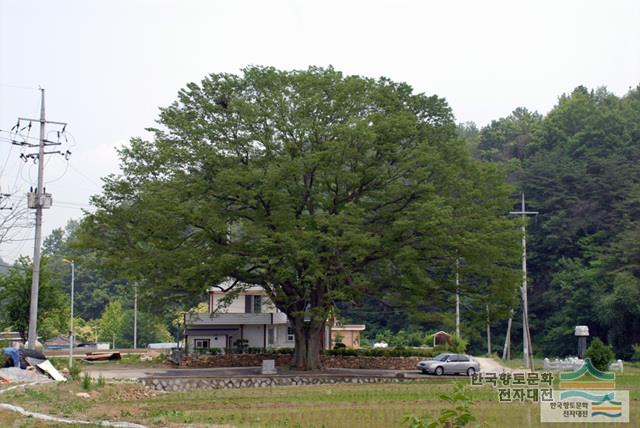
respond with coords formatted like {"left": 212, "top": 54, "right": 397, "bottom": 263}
{"left": 0, "top": 0, "right": 638, "bottom": 263}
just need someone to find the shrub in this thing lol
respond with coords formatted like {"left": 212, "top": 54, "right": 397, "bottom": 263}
{"left": 82, "top": 372, "right": 91, "bottom": 390}
{"left": 433, "top": 344, "right": 449, "bottom": 354}
{"left": 233, "top": 339, "right": 249, "bottom": 354}
{"left": 632, "top": 344, "right": 640, "bottom": 362}
{"left": 372, "top": 329, "right": 435, "bottom": 348}
{"left": 403, "top": 383, "right": 476, "bottom": 427}
{"left": 585, "top": 337, "right": 614, "bottom": 371}
{"left": 333, "top": 342, "right": 346, "bottom": 350}
{"left": 69, "top": 364, "right": 81, "bottom": 381}
{"left": 322, "top": 347, "right": 437, "bottom": 358}
{"left": 275, "top": 347, "right": 294, "bottom": 354}
{"left": 96, "top": 375, "right": 106, "bottom": 388}
{"left": 449, "top": 335, "right": 468, "bottom": 354}
{"left": 0, "top": 352, "right": 10, "bottom": 368}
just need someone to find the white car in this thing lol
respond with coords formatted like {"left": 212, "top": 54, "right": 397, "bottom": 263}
{"left": 416, "top": 353, "right": 480, "bottom": 376}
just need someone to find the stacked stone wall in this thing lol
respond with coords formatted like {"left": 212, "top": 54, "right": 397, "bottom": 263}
{"left": 144, "top": 375, "right": 405, "bottom": 391}
{"left": 181, "top": 354, "right": 423, "bottom": 370}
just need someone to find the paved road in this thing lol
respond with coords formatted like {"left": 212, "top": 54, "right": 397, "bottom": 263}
{"left": 85, "top": 365, "right": 468, "bottom": 380}
{"left": 475, "top": 357, "right": 529, "bottom": 373}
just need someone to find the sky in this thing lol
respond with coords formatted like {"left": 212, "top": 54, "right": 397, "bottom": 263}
{"left": 0, "top": 0, "right": 638, "bottom": 263}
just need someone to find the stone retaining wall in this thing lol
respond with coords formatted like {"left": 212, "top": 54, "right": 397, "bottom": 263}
{"left": 321, "top": 356, "right": 423, "bottom": 370}
{"left": 182, "top": 354, "right": 293, "bottom": 368}
{"left": 181, "top": 354, "right": 423, "bottom": 370}
{"left": 143, "top": 375, "right": 405, "bottom": 392}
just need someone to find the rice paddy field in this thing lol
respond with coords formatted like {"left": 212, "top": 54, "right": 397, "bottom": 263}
{"left": 1, "top": 368, "right": 639, "bottom": 427}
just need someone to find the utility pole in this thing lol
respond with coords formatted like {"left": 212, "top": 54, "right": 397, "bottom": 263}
{"left": 486, "top": 304, "right": 491, "bottom": 356}
{"left": 14, "top": 88, "right": 69, "bottom": 349}
{"left": 509, "top": 193, "right": 538, "bottom": 370}
{"left": 63, "top": 258, "right": 75, "bottom": 368}
{"left": 133, "top": 284, "right": 138, "bottom": 349}
{"left": 455, "top": 258, "right": 460, "bottom": 338}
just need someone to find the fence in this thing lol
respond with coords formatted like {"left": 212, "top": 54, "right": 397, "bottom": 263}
{"left": 543, "top": 357, "right": 624, "bottom": 373}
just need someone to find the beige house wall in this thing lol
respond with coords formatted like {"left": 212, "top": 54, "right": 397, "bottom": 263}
{"left": 330, "top": 329, "right": 363, "bottom": 349}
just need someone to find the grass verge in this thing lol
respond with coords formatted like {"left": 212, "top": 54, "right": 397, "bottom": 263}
{"left": 0, "top": 370, "right": 638, "bottom": 427}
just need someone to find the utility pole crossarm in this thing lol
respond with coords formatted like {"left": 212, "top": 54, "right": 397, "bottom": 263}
{"left": 18, "top": 117, "right": 67, "bottom": 127}
{"left": 509, "top": 210, "right": 539, "bottom": 216}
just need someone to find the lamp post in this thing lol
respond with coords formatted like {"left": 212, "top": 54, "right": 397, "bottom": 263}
{"left": 63, "top": 258, "right": 74, "bottom": 368}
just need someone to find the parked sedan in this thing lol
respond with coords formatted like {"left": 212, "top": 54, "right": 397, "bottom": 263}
{"left": 416, "top": 353, "right": 480, "bottom": 376}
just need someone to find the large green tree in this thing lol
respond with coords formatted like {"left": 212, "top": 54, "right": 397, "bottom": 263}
{"left": 81, "top": 66, "right": 518, "bottom": 369}
{"left": 99, "top": 300, "right": 125, "bottom": 349}
{"left": 479, "top": 85, "right": 640, "bottom": 358}
{"left": 43, "top": 220, "right": 132, "bottom": 321}
{"left": 0, "top": 257, "right": 69, "bottom": 341}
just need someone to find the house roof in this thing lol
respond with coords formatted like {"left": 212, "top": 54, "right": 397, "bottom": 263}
{"left": 331, "top": 324, "right": 366, "bottom": 332}
{"left": 0, "top": 331, "right": 22, "bottom": 341}
{"left": 44, "top": 335, "right": 71, "bottom": 346}
{"left": 185, "top": 328, "right": 240, "bottom": 336}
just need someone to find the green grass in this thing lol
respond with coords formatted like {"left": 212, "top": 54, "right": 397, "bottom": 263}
{"left": 495, "top": 356, "right": 546, "bottom": 370}
{"left": 1, "top": 371, "right": 639, "bottom": 427}
{"left": 48, "top": 353, "right": 168, "bottom": 370}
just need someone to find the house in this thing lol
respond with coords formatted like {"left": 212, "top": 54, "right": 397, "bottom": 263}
{"left": 0, "top": 331, "right": 23, "bottom": 342}
{"left": 184, "top": 282, "right": 292, "bottom": 354}
{"left": 44, "top": 336, "right": 74, "bottom": 350}
{"left": 183, "top": 282, "right": 365, "bottom": 354}
{"left": 432, "top": 331, "right": 451, "bottom": 347}
{"left": 329, "top": 319, "right": 366, "bottom": 349}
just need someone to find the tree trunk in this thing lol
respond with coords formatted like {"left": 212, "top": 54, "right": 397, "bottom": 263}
{"left": 291, "top": 316, "right": 325, "bottom": 370}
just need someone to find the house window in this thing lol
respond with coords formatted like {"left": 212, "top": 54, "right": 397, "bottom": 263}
{"left": 194, "top": 339, "right": 210, "bottom": 349}
{"left": 287, "top": 326, "right": 295, "bottom": 342}
{"left": 245, "top": 295, "right": 262, "bottom": 313}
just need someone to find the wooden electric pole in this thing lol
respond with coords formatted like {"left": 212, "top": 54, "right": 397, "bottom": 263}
{"left": 509, "top": 193, "right": 538, "bottom": 369}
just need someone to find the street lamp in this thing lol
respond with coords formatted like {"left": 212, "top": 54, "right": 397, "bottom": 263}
{"left": 63, "top": 258, "right": 75, "bottom": 368}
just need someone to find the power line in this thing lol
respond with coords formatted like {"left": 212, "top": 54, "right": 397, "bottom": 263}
{"left": 0, "top": 83, "right": 40, "bottom": 91}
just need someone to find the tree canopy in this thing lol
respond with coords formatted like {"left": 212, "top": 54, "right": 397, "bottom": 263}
{"left": 0, "top": 257, "right": 68, "bottom": 341}
{"left": 461, "top": 85, "right": 640, "bottom": 359}
{"left": 80, "top": 66, "right": 519, "bottom": 368}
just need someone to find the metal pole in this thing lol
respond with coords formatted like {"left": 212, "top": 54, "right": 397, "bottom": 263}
{"left": 27, "top": 89, "right": 46, "bottom": 350}
{"left": 455, "top": 258, "right": 460, "bottom": 338}
{"left": 133, "top": 284, "right": 138, "bottom": 349}
{"left": 68, "top": 261, "right": 75, "bottom": 368}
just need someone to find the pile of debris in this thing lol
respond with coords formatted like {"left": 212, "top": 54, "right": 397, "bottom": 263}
{"left": 81, "top": 351, "right": 121, "bottom": 363}
{"left": 1, "top": 348, "right": 65, "bottom": 384}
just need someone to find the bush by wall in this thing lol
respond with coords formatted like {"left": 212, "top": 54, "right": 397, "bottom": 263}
{"left": 585, "top": 338, "right": 615, "bottom": 371}
{"left": 322, "top": 347, "right": 438, "bottom": 358}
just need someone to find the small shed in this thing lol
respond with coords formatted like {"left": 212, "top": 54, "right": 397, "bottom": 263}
{"left": 432, "top": 331, "right": 451, "bottom": 347}
{"left": 44, "top": 336, "right": 73, "bottom": 350}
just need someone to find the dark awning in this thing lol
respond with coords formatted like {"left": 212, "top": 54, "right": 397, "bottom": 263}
{"left": 185, "top": 328, "right": 239, "bottom": 336}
